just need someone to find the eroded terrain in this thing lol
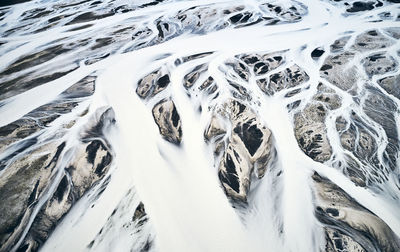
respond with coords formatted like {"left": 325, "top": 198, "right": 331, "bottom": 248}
{"left": 0, "top": 0, "right": 400, "bottom": 251}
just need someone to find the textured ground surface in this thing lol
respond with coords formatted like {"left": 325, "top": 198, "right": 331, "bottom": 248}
{"left": 0, "top": 0, "right": 400, "bottom": 251}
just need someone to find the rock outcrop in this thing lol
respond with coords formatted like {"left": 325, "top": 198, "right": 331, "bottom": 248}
{"left": 313, "top": 173, "right": 400, "bottom": 252}
{"left": 152, "top": 99, "right": 182, "bottom": 145}
{"left": 205, "top": 99, "right": 274, "bottom": 202}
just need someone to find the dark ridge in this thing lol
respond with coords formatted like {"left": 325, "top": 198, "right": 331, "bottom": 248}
{"left": 367, "top": 54, "right": 385, "bottom": 62}
{"left": 241, "top": 12, "right": 252, "bottom": 23}
{"left": 156, "top": 21, "right": 164, "bottom": 39}
{"left": 90, "top": 37, "right": 113, "bottom": 50}
{"left": 152, "top": 100, "right": 182, "bottom": 145}
{"left": 264, "top": 19, "right": 279, "bottom": 25}
{"left": 154, "top": 53, "right": 172, "bottom": 61}
{"left": 177, "top": 14, "right": 186, "bottom": 21}
{"left": 163, "top": 23, "right": 169, "bottom": 31}
{"left": 220, "top": 154, "right": 240, "bottom": 194}
{"left": 236, "top": 63, "right": 248, "bottom": 80}
{"left": 311, "top": 48, "right": 325, "bottom": 58}
{"left": 238, "top": 103, "right": 246, "bottom": 114}
{"left": 228, "top": 81, "right": 248, "bottom": 97}
{"left": 16, "top": 243, "right": 29, "bottom": 252}
{"left": 287, "top": 100, "right": 301, "bottom": 110}
{"left": 140, "top": 0, "right": 164, "bottom": 8}
{"left": 182, "top": 51, "right": 213, "bottom": 62}
{"left": 270, "top": 73, "right": 281, "bottom": 83}
{"left": 326, "top": 208, "right": 339, "bottom": 217}
{"left": 244, "top": 124, "right": 263, "bottom": 156}
{"left": 230, "top": 13, "right": 243, "bottom": 23}
{"left": 141, "top": 239, "right": 153, "bottom": 252}
{"left": 254, "top": 62, "right": 269, "bottom": 75}
{"left": 184, "top": 69, "right": 201, "bottom": 88}
{"left": 243, "top": 56, "right": 259, "bottom": 64}
{"left": 157, "top": 74, "right": 170, "bottom": 88}
{"left": 375, "top": 1, "right": 383, "bottom": 7}
{"left": 238, "top": 18, "right": 263, "bottom": 28}
{"left": 333, "top": 235, "right": 344, "bottom": 250}
{"left": 132, "top": 29, "right": 150, "bottom": 39}
{"left": 171, "top": 105, "right": 180, "bottom": 128}
{"left": 133, "top": 202, "right": 146, "bottom": 222}
{"left": 66, "top": 12, "right": 114, "bottom": 25}
{"left": 86, "top": 140, "right": 105, "bottom": 165}
{"left": 111, "top": 208, "right": 117, "bottom": 216}
{"left": 83, "top": 108, "right": 115, "bottom": 139}
{"left": 90, "top": 1, "right": 102, "bottom": 6}
{"left": 299, "top": 133, "right": 323, "bottom": 160}
{"left": 47, "top": 142, "right": 66, "bottom": 168}
{"left": 95, "top": 152, "right": 112, "bottom": 176}
{"left": 113, "top": 5, "right": 132, "bottom": 14}
{"left": 87, "top": 240, "right": 95, "bottom": 249}
{"left": 347, "top": 2, "right": 375, "bottom": 13}
{"left": 22, "top": 9, "right": 53, "bottom": 21}
{"left": 207, "top": 84, "right": 217, "bottom": 95}
{"left": 177, "top": 124, "right": 182, "bottom": 144}
{"left": 234, "top": 122, "right": 263, "bottom": 156}
{"left": 320, "top": 64, "right": 332, "bottom": 71}
{"left": 219, "top": 170, "right": 237, "bottom": 194}
{"left": 232, "top": 148, "right": 241, "bottom": 161}
{"left": 284, "top": 88, "right": 301, "bottom": 98}
{"left": 54, "top": 175, "right": 69, "bottom": 203}
{"left": 141, "top": 1, "right": 159, "bottom": 7}
{"left": 225, "top": 153, "right": 235, "bottom": 173}
{"left": 0, "top": 0, "right": 32, "bottom": 7}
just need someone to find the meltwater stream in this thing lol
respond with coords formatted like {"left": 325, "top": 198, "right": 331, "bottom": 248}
{"left": 0, "top": 0, "right": 400, "bottom": 251}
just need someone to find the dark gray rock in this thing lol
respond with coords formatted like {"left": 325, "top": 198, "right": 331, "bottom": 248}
{"left": 152, "top": 99, "right": 182, "bottom": 145}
